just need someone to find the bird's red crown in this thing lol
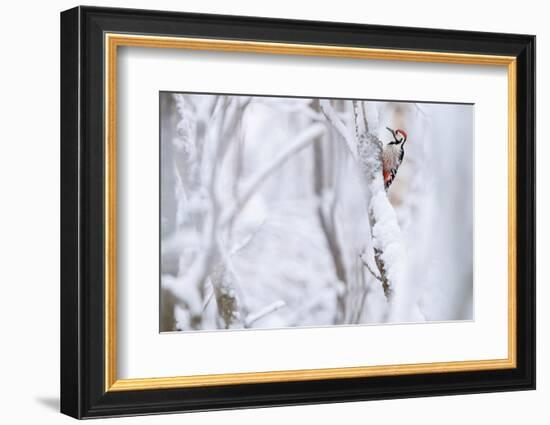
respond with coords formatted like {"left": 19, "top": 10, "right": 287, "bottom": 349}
{"left": 395, "top": 129, "right": 407, "bottom": 140}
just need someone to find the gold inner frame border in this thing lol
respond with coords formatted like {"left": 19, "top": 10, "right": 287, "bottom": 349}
{"left": 104, "top": 33, "right": 517, "bottom": 392}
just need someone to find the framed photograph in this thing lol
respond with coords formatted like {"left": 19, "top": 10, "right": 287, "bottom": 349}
{"left": 60, "top": 6, "right": 535, "bottom": 419}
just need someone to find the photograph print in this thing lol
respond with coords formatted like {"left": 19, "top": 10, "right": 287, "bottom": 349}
{"left": 160, "top": 92, "right": 473, "bottom": 332}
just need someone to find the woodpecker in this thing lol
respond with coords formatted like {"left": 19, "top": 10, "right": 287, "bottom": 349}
{"left": 382, "top": 127, "right": 408, "bottom": 190}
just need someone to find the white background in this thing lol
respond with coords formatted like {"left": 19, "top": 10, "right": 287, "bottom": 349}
{"left": 119, "top": 48, "right": 508, "bottom": 378}
{"left": 0, "top": 0, "right": 545, "bottom": 424}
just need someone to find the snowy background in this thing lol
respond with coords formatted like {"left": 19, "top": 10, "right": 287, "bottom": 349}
{"left": 160, "top": 92, "right": 473, "bottom": 332}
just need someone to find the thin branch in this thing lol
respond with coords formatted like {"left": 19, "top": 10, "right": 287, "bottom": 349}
{"left": 201, "top": 284, "right": 214, "bottom": 313}
{"left": 319, "top": 99, "right": 357, "bottom": 160}
{"left": 228, "top": 219, "right": 266, "bottom": 256}
{"left": 360, "top": 100, "right": 370, "bottom": 134}
{"left": 219, "top": 123, "right": 325, "bottom": 228}
{"left": 245, "top": 300, "right": 286, "bottom": 327}
{"left": 352, "top": 256, "right": 370, "bottom": 323}
{"left": 413, "top": 103, "right": 428, "bottom": 118}
{"left": 359, "top": 253, "right": 383, "bottom": 283}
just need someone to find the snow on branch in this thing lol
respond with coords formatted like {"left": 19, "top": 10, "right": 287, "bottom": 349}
{"left": 210, "top": 260, "right": 244, "bottom": 328}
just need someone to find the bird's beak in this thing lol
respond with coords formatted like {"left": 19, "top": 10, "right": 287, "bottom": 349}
{"left": 386, "top": 127, "right": 397, "bottom": 140}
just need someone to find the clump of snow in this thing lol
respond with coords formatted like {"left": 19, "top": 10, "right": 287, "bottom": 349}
{"left": 369, "top": 189, "right": 409, "bottom": 320}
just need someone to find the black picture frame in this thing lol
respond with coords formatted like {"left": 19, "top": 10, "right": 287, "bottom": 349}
{"left": 61, "top": 5, "right": 535, "bottom": 419}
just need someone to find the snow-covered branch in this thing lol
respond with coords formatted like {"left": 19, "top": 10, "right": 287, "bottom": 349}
{"left": 352, "top": 100, "right": 407, "bottom": 301}
{"left": 219, "top": 123, "right": 325, "bottom": 228}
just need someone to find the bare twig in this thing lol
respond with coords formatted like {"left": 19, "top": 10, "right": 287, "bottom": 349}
{"left": 359, "top": 253, "right": 383, "bottom": 283}
{"left": 413, "top": 103, "right": 428, "bottom": 118}
{"left": 201, "top": 284, "right": 214, "bottom": 313}
{"left": 245, "top": 300, "right": 286, "bottom": 327}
